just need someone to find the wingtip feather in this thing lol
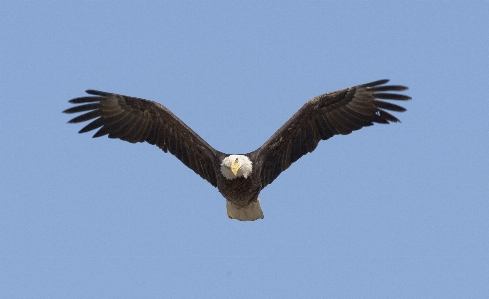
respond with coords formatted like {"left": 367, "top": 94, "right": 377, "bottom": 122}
{"left": 361, "top": 79, "right": 390, "bottom": 87}
{"left": 85, "top": 89, "right": 111, "bottom": 96}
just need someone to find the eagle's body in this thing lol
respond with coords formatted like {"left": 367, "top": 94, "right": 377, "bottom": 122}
{"left": 219, "top": 155, "right": 263, "bottom": 220}
{"left": 64, "top": 79, "right": 410, "bottom": 221}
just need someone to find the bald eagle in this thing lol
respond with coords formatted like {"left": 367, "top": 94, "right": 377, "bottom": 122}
{"left": 64, "top": 79, "right": 410, "bottom": 221}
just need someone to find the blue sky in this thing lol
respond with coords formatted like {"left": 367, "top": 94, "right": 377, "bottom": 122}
{"left": 1, "top": 2, "right": 488, "bottom": 298}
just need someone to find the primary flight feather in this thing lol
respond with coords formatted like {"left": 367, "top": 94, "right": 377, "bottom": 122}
{"left": 64, "top": 79, "right": 410, "bottom": 221}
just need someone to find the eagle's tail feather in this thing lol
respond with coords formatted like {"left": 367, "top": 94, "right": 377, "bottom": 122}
{"left": 226, "top": 198, "right": 264, "bottom": 221}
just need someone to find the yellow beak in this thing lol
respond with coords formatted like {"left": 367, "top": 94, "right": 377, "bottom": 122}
{"left": 231, "top": 161, "right": 241, "bottom": 176}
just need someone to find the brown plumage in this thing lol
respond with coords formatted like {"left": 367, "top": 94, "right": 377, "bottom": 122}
{"left": 64, "top": 79, "right": 410, "bottom": 221}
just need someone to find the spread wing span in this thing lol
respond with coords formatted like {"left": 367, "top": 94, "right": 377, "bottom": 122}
{"left": 250, "top": 79, "right": 411, "bottom": 187}
{"left": 63, "top": 91, "right": 221, "bottom": 187}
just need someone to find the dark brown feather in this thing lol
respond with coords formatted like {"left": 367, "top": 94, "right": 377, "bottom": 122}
{"left": 64, "top": 90, "right": 222, "bottom": 187}
{"left": 249, "top": 79, "right": 410, "bottom": 188}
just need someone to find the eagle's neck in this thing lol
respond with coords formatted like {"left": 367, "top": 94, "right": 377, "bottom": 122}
{"left": 220, "top": 155, "right": 253, "bottom": 180}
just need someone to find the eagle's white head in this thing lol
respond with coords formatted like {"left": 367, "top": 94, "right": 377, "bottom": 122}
{"left": 220, "top": 155, "right": 253, "bottom": 180}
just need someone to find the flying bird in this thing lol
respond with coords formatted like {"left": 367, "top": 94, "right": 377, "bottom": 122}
{"left": 64, "top": 79, "right": 410, "bottom": 221}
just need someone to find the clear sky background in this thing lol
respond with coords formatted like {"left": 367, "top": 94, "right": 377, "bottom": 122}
{"left": 1, "top": 2, "right": 488, "bottom": 298}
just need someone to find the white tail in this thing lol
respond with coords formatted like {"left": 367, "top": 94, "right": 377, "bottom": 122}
{"left": 226, "top": 198, "right": 264, "bottom": 221}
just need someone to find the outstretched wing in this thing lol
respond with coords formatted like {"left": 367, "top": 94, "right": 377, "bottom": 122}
{"left": 63, "top": 90, "right": 222, "bottom": 187}
{"left": 250, "top": 79, "right": 411, "bottom": 188}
